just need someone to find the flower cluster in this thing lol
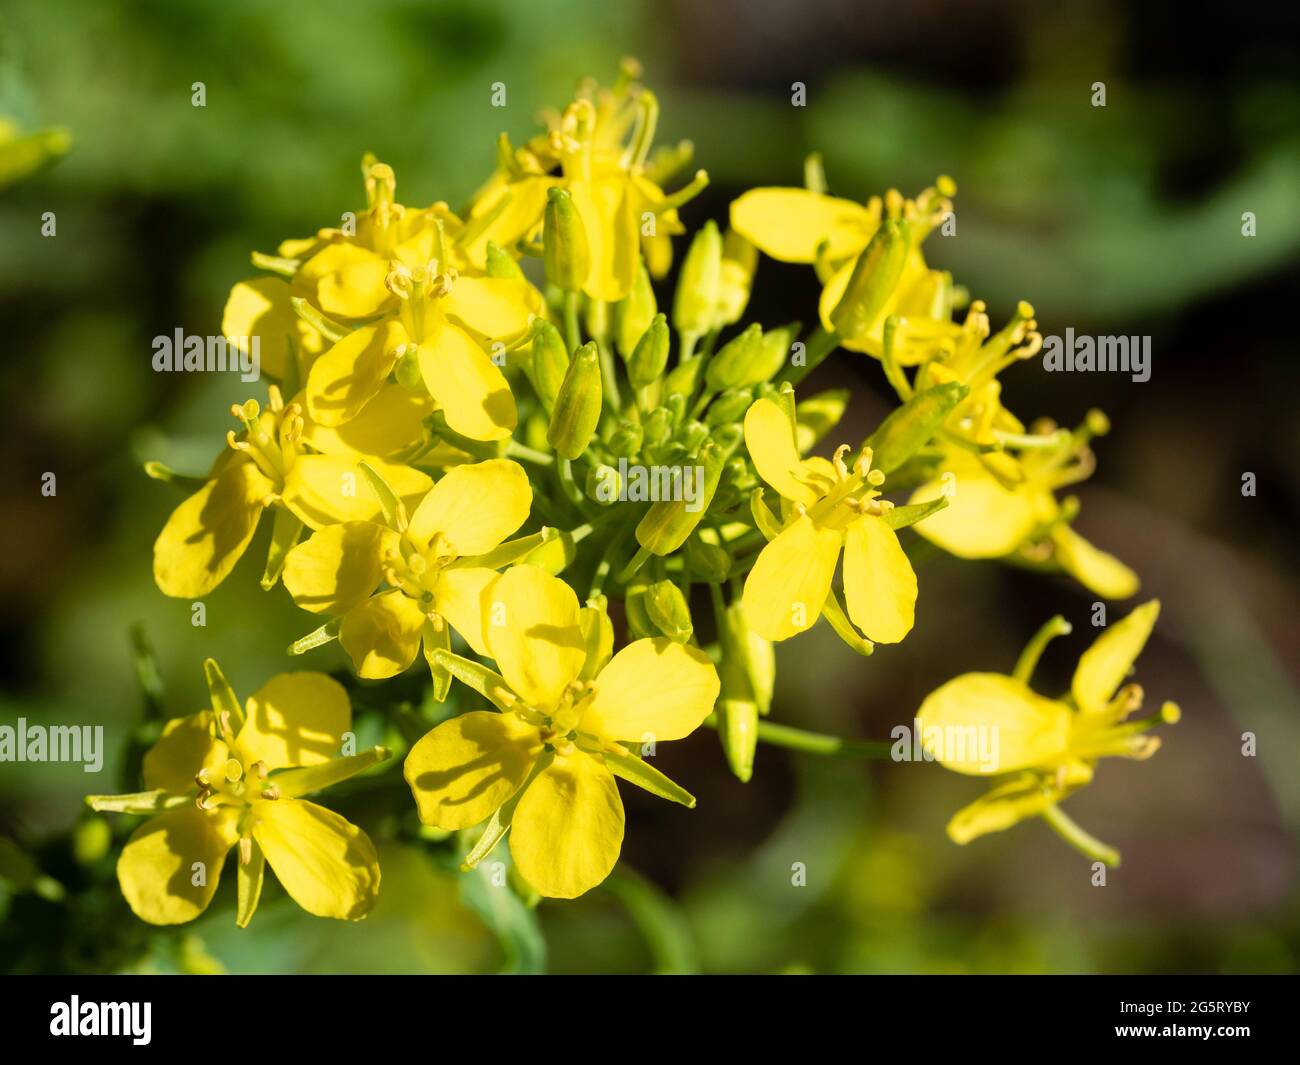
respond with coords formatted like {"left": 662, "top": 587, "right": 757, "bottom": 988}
{"left": 99, "top": 61, "right": 1176, "bottom": 925}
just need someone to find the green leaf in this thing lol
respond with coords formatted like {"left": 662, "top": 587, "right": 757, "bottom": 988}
{"left": 603, "top": 867, "right": 699, "bottom": 975}
{"left": 598, "top": 744, "right": 696, "bottom": 807}
{"left": 271, "top": 746, "right": 393, "bottom": 799}
{"left": 881, "top": 495, "right": 948, "bottom": 530}
{"left": 432, "top": 651, "right": 517, "bottom": 712}
{"left": 866, "top": 381, "right": 969, "bottom": 474}
{"left": 261, "top": 507, "right": 304, "bottom": 590}
{"left": 290, "top": 295, "right": 349, "bottom": 343}
{"left": 459, "top": 856, "right": 547, "bottom": 975}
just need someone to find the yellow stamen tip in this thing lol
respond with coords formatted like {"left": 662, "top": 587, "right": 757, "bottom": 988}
{"left": 1161, "top": 702, "right": 1182, "bottom": 725}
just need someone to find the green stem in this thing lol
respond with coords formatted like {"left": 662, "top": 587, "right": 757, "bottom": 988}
{"left": 1013, "top": 614, "right": 1073, "bottom": 684}
{"left": 1041, "top": 804, "right": 1121, "bottom": 867}
{"left": 563, "top": 291, "right": 581, "bottom": 354}
{"left": 704, "top": 715, "right": 893, "bottom": 759}
{"left": 505, "top": 439, "right": 554, "bottom": 466}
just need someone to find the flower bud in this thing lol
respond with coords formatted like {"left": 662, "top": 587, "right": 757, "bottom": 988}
{"left": 616, "top": 259, "right": 658, "bottom": 360}
{"left": 672, "top": 220, "right": 722, "bottom": 338}
{"left": 531, "top": 320, "right": 570, "bottom": 413}
{"left": 645, "top": 580, "right": 694, "bottom": 643}
{"left": 624, "top": 577, "right": 657, "bottom": 640}
{"left": 547, "top": 341, "right": 603, "bottom": 459}
{"left": 544, "top": 187, "right": 590, "bottom": 292}
{"left": 586, "top": 463, "right": 620, "bottom": 505}
{"left": 704, "top": 323, "right": 764, "bottom": 391}
{"left": 606, "top": 418, "right": 643, "bottom": 457}
{"left": 664, "top": 354, "right": 703, "bottom": 399}
{"left": 642, "top": 406, "right": 673, "bottom": 448}
{"left": 830, "top": 218, "right": 910, "bottom": 341}
{"left": 704, "top": 389, "right": 754, "bottom": 428}
{"left": 485, "top": 240, "right": 524, "bottom": 280}
{"left": 684, "top": 534, "right": 732, "bottom": 582}
{"left": 635, "top": 432, "right": 730, "bottom": 555}
{"left": 628, "top": 313, "right": 670, "bottom": 388}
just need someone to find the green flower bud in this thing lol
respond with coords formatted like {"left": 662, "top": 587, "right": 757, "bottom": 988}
{"left": 395, "top": 345, "right": 423, "bottom": 390}
{"left": 624, "top": 577, "right": 657, "bottom": 640}
{"left": 642, "top": 406, "right": 673, "bottom": 448}
{"left": 635, "top": 434, "right": 728, "bottom": 555}
{"left": 672, "top": 220, "right": 722, "bottom": 338}
{"left": 865, "top": 380, "right": 968, "bottom": 473}
{"left": 704, "top": 323, "right": 764, "bottom": 391}
{"left": 606, "top": 418, "right": 643, "bottom": 457}
{"left": 645, "top": 580, "right": 694, "bottom": 643}
{"left": 664, "top": 354, "right": 703, "bottom": 399}
{"left": 704, "top": 389, "right": 754, "bottom": 427}
{"left": 544, "top": 187, "right": 590, "bottom": 292}
{"left": 684, "top": 534, "right": 732, "bottom": 582}
{"left": 531, "top": 320, "right": 570, "bottom": 413}
{"left": 547, "top": 342, "right": 603, "bottom": 459}
{"left": 715, "top": 599, "right": 775, "bottom": 782}
{"left": 485, "top": 240, "right": 524, "bottom": 280}
{"left": 579, "top": 598, "right": 614, "bottom": 679}
{"left": 616, "top": 259, "right": 658, "bottom": 360}
{"left": 628, "top": 313, "right": 670, "bottom": 388}
{"left": 587, "top": 462, "right": 620, "bottom": 505}
{"left": 830, "top": 218, "right": 910, "bottom": 340}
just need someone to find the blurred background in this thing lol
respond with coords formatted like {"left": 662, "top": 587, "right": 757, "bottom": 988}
{"left": 1, "top": 0, "right": 1297, "bottom": 973}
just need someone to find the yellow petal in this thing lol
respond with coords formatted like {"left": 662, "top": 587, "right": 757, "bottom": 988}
{"left": 117, "top": 807, "right": 238, "bottom": 925}
{"left": 304, "top": 322, "right": 406, "bottom": 428}
{"left": 582, "top": 638, "right": 719, "bottom": 742}
{"left": 302, "top": 383, "right": 432, "bottom": 462}
{"left": 418, "top": 318, "right": 517, "bottom": 442}
{"left": 916, "top": 673, "right": 1071, "bottom": 775}
{"left": 153, "top": 459, "right": 273, "bottom": 598}
{"left": 299, "top": 243, "right": 393, "bottom": 319}
{"left": 572, "top": 177, "right": 639, "bottom": 302}
{"left": 251, "top": 798, "right": 380, "bottom": 920}
{"left": 483, "top": 565, "right": 586, "bottom": 709}
{"left": 462, "top": 175, "right": 555, "bottom": 268}
{"left": 221, "top": 277, "right": 319, "bottom": 382}
{"left": 946, "top": 773, "right": 1062, "bottom": 845}
{"left": 729, "top": 188, "right": 874, "bottom": 263}
{"left": 281, "top": 454, "right": 431, "bottom": 530}
{"left": 743, "top": 398, "right": 825, "bottom": 506}
{"left": 1072, "top": 599, "right": 1160, "bottom": 717}
{"left": 443, "top": 276, "right": 540, "bottom": 343}
{"left": 406, "top": 459, "right": 531, "bottom": 558}
{"left": 741, "top": 514, "right": 841, "bottom": 641}
{"left": 908, "top": 450, "right": 1043, "bottom": 558}
{"left": 510, "top": 753, "right": 624, "bottom": 899}
{"left": 340, "top": 590, "right": 426, "bottom": 679}
{"left": 236, "top": 672, "right": 352, "bottom": 770}
{"left": 843, "top": 515, "right": 917, "bottom": 644}
{"left": 433, "top": 566, "right": 495, "bottom": 657}
{"left": 283, "top": 521, "right": 396, "bottom": 615}
{"left": 1052, "top": 524, "right": 1140, "bottom": 600}
{"left": 403, "top": 710, "right": 541, "bottom": 829}
{"left": 142, "top": 712, "right": 227, "bottom": 794}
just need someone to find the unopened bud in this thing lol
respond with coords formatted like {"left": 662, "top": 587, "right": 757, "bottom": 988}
{"left": 645, "top": 580, "right": 694, "bottom": 643}
{"left": 531, "top": 320, "right": 570, "bottom": 413}
{"left": 628, "top": 313, "right": 670, "bottom": 388}
{"left": 672, "top": 220, "right": 722, "bottom": 338}
{"left": 544, "top": 187, "right": 590, "bottom": 292}
{"left": 547, "top": 341, "right": 602, "bottom": 459}
{"left": 830, "top": 219, "right": 910, "bottom": 340}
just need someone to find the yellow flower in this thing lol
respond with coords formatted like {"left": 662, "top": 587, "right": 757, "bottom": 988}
{"left": 915, "top": 601, "right": 1178, "bottom": 859}
{"left": 87, "top": 660, "right": 388, "bottom": 926}
{"left": 404, "top": 565, "right": 719, "bottom": 899}
{"left": 304, "top": 251, "right": 540, "bottom": 443}
{"left": 730, "top": 175, "right": 952, "bottom": 356}
{"left": 151, "top": 386, "right": 432, "bottom": 599}
{"left": 283, "top": 459, "right": 532, "bottom": 686}
{"left": 742, "top": 397, "right": 918, "bottom": 645}
{"left": 465, "top": 65, "right": 707, "bottom": 301}
{"left": 878, "top": 297, "right": 1138, "bottom": 599}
